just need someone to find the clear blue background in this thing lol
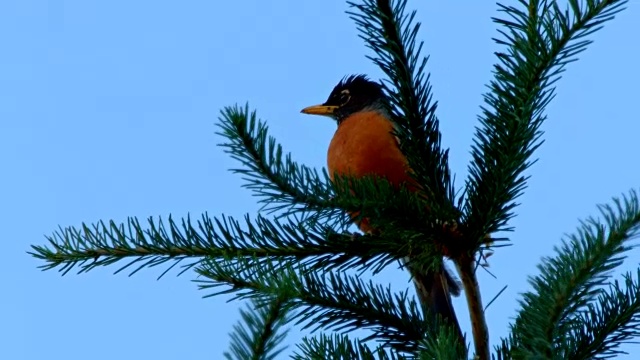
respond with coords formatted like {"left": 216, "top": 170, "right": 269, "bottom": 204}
{"left": 2, "top": 1, "right": 639, "bottom": 359}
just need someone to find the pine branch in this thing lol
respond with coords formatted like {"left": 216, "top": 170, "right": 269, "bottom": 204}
{"left": 347, "top": 0, "right": 456, "bottom": 218}
{"left": 500, "top": 189, "right": 640, "bottom": 358}
{"left": 217, "top": 105, "right": 345, "bottom": 226}
{"left": 224, "top": 296, "right": 291, "bottom": 360}
{"left": 565, "top": 271, "right": 640, "bottom": 359}
{"left": 464, "top": 0, "right": 627, "bottom": 247}
{"left": 29, "top": 211, "right": 444, "bottom": 279}
{"left": 195, "top": 257, "right": 432, "bottom": 353}
{"left": 456, "top": 255, "right": 488, "bottom": 360}
{"left": 417, "top": 323, "right": 469, "bottom": 360}
{"left": 292, "top": 334, "right": 405, "bottom": 360}
{"left": 464, "top": 3, "right": 627, "bottom": 355}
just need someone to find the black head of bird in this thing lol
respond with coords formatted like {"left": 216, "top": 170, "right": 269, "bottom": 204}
{"left": 301, "top": 75, "right": 387, "bottom": 124}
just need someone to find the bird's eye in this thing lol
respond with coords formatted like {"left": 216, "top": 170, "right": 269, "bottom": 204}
{"left": 339, "top": 90, "right": 351, "bottom": 105}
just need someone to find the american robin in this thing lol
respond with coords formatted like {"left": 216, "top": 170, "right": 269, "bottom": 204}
{"left": 301, "top": 74, "right": 463, "bottom": 340}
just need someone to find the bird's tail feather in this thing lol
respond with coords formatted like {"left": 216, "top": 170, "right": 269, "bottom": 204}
{"left": 410, "top": 263, "right": 465, "bottom": 345}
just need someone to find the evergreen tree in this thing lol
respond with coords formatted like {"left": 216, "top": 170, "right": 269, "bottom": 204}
{"left": 30, "top": 0, "right": 639, "bottom": 358}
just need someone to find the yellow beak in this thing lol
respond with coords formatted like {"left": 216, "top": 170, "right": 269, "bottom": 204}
{"left": 300, "top": 104, "right": 339, "bottom": 116}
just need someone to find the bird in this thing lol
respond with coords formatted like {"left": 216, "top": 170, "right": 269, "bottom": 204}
{"left": 300, "top": 75, "right": 464, "bottom": 341}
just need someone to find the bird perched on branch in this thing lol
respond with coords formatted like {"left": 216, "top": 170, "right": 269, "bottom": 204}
{"left": 301, "top": 75, "right": 463, "bottom": 341}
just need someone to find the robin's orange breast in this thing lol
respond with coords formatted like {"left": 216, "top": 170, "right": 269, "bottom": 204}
{"left": 327, "top": 110, "right": 414, "bottom": 188}
{"left": 327, "top": 111, "right": 420, "bottom": 233}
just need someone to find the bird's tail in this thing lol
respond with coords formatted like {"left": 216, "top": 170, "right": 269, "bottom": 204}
{"left": 410, "top": 262, "right": 464, "bottom": 344}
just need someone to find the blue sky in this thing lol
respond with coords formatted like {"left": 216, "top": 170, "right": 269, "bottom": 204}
{"left": 2, "top": 1, "right": 639, "bottom": 359}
